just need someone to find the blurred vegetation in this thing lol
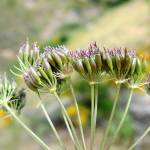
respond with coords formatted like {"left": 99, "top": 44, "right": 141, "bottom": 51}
{"left": 72, "top": 74, "right": 134, "bottom": 140}
{"left": 0, "top": 0, "right": 149, "bottom": 149}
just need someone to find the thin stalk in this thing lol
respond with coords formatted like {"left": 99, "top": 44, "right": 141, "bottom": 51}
{"left": 69, "top": 80, "right": 86, "bottom": 150}
{"left": 38, "top": 98, "right": 65, "bottom": 150}
{"left": 4, "top": 104, "right": 51, "bottom": 150}
{"left": 52, "top": 92, "right": 77, "bottom": 149}
{"left": 90, "top": 84, "right": 95, "bottom": 150}
{"left": 110, "top": 88, "right": 133, "bottom": 147}
{"left": 100, "top": 84, "right": 121, "bottom": 150}
{"left": 54, "top": 92, "right": 82, "bottom": 150}
{"left": 62, "top": 111, "right": 77, "bottom": 148}
{"left": 128, "top": 126, "right": 150, "bottom": 150}
{"left": 94, "top": 84, "right": 98, "bottom": 143}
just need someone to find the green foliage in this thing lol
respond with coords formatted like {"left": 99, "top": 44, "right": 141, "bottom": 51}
{"left": 94, "top": 0, "right": 130, "bottom": 6}
{"left": 40, "top": 23, "right": 83, "bottom": 48}
{"left": 97, "top": 86, "right": 113, "bottom": 118}
{"left": 0, "top": 0, "right": 18, "bottom": 8}
{"left": 110, "top": 110, "right": 134, "bottom": 139}
{"left": 72, "top": 76, "right": 113, "bottom": 119}
{"left": 73, "top": 77, "right": 133, "bottom": 139}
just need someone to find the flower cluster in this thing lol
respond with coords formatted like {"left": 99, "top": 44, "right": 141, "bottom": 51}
{"left": 15, "top": 41, "right": 72, "bottom": 94}
{"left": 23, "top": 63, "right": 56, "bottom": 93}
{"left": 69, "top": 42, "right": 103, "bottom": 83}
{"left": 2, "top": 39, "right": 149, "bottom": 150}
{"left": 43, "top": 45, "right": 72, "bottom": 79}
{"left": 104, "top": 47, "right": 147, "bottom": 85}
{"left": 14, "top": 40, "right": 147, "bottom": 93}
{"left": 0, "top": 75, "right": 26, "bottom": 113}
{"left": 70, "top": 43, "right": 147, "bottom": 86}
{"left": 12, "top": 39, "right": 40, "bottom": 77}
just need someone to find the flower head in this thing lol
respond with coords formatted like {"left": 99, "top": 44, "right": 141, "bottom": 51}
{"left": 70, "top": 42, "right": 103, "bottom": 84}
{"left": 103, "top": 47, "right": 135, "bottom": 81}
{"left": 103, "top": 47, "right": 147, "bottom": 86}
{"left": 43, "top": 45, "right": 72, "bottom": 79}
{"left": 0, "top": 75, "right": 26, "bottom": 113}
{"left": 8, "top": 89, "right": 26, "bottom": 114}
{"left": 23, "top": 63, "right": 57, "bottom": 93}
{"left": 44, "top": 45, "right": 68, "bottom": 70}
{"left": 12, "top": 39, "right": 40, "bottom": 77}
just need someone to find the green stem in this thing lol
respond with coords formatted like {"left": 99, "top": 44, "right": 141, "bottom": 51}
{"left": 94, "top": 84, "right": 98, "bottom": 143}
{"left": 100, "top": 84, "right": 121, "bottom": 150}
{"left": 39, "top": 99, "right": 65, "bottom": 150}
{"left": 62, "top": 111, "right": 77, "bottom": 147}
{"left": 69, "top": 80, "right": 86, "bottom": 150}
{"left": 110, "top": 88, "right": 133, "bottom": 148}
{"left": 90, "top": 84, "right": 96, "bottom": 150}
{"left": 128, "top": 126, "right": 150, "bottom": 150}
{"left": 54, "top": 92, "right": 82, "bottom": 150}
{"left": 4, "top": 104, "right": 51, "bottom": 150}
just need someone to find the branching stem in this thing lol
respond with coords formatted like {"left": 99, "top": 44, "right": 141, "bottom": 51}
{"left": 54, "top": 92, "right": 82, "bottom": 150}
{"left": 4, "top": 104, "right": 51, "bottom": 150}
{"left": 109, "top": 88, "right": 133, "bottom": 148}
{"left": 69, "top": 79, "right": 86, "bottom": 150}
{"left": 38, "top": 96, "right": 65, "bottom": 150}
{"left": 100, "top": 83, "right": 121, "bottom": 150}
{"left": 128, "top": 126, "right": 150, "bottom": 150}
{"left": 90, "top": 83, "right": 98, "bottom": 150}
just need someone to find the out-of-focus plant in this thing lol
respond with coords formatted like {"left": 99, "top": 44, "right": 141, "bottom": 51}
{"left": 40, "top": 23, "right": 83, "bottom": 49}
{"left": 94, "top": 0, "right": 131, "bottom": 6}
{"left": 128, "top": 74, "right": 150, "bottom": 150}
{"left": 0, "top": 75, "right": 51, "bottom": 150}
{"left": 0, "top": 39, "right": 149, "bottom": 150}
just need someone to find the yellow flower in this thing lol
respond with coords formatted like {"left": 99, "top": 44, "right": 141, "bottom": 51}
{"left": 67, "top": 104, "right": 90, "bottom": 127}
{"left": 137, "top": 50, "right": 150, "bottom": 71}
{"left": 0, "top": 110, "right": 12, "bottom": 127}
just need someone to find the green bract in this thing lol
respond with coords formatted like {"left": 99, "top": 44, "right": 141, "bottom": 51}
{"left": 0, "top": 75, "right": 26, "bottom": 113}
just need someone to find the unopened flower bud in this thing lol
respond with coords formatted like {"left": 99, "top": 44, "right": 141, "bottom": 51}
{"left": 95, "top": 54, "right": 102, "bottom": 70}
{"left": 42, "top": 58, "right": 53, "bottom": 80}
{"left": 32, "top": 42, "right": 40, "bottom": 60}
{"left": 72, "top": 60, "right": 84, "bottom": 75}
{"left": 51, "top": 52, "right": 63, "bottom": 70}
{"left": 24, "top": 74, "right": 38, "bottom": 91}
{"left": 37, "top": 66, "right": 52, "bottom": 85}
{"left": 82, "top": 58, "right": 92, "bottom": 77}
{"left": 130, "top": 57, "right": 137, "bottom": 75}
{"left": 89, "top": 57, "right": 97, "bottom": 73}
{"left": 115, "top": 53, "right": 121, "bottom": 76}
{"left": 105, "top": 52, "right": 113, "bottom": 73}
{"left": 124, "top": 54, "right": 132, "bottom": 76}
{"left": 21, "top": 38, "right": 30, "bottom": 64}
{"left": 135, "top": 58, "right": 142, "bottom": 75}
{"left": 29, "top": 67, "right": 41, "bottom": 84}
{"left": 47, "top": 53, "right": 56, "bottom": 67}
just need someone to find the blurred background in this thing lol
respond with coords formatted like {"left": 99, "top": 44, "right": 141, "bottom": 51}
{"left": 0, "top": 0, "right": 150, "bottom": 150}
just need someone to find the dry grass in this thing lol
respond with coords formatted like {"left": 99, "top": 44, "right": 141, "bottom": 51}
{"left": 68, "top": 0, "right": 150, "bottom": 49}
